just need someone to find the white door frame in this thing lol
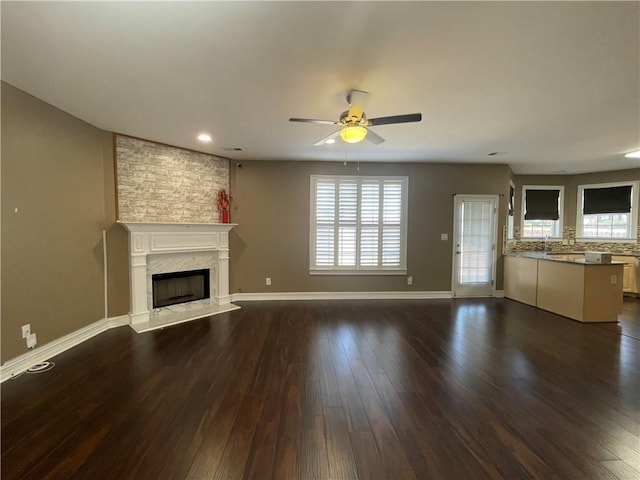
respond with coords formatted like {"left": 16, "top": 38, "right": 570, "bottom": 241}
{"left": 451, "top": 194, "right": 499, "bottom": 297}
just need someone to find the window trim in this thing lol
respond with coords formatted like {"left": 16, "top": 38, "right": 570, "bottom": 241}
{"left": 576, "top": 180, "right": 639, "bottom": 243}
{"left": 521, "top": 185, "right": 564, "bottom": 240}
{"left": 309, "top": 175, "right": 408, "bottom": 275}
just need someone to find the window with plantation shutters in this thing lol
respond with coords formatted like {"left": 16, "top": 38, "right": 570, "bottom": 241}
{"left": 310, "top": 176, "right": 408, "bottom": 273}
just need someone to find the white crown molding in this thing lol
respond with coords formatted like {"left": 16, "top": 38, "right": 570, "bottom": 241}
{"left": 231, "top": 291, "right": 453, "bottom": 301}
{"left": 0, "top": 315, "right": 129, "bottom": 383}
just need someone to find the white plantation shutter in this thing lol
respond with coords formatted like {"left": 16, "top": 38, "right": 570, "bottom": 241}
{"left": 359, "top": 227, "right": 379, "bottom": 266}
{"left": 360, "top": 182, "right": 380, "bottom": 266}
{"left": 360, "top": 182, "right": 380, "bottom": 223}
{"left": 311, "top": 176, "right": 407, "bottom": 273}
{"left": 338, "top": 182, "right": 358, "bottom": 266}
{"left": 382, "top": 182, "right": 402, "bottom": 267}
{"left": 315, "top": 181, "right": 335, "bottom": 266}
{"left": 382, "top": 227, "right": 401, "bottom": 266}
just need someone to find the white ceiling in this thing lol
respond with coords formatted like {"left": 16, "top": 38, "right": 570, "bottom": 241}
{"left": 2, "top": 1, "right": 639, "bottom": 174}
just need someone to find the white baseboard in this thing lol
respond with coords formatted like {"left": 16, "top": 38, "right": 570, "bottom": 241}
{"left": 1, "top": 315, "right": 129, "bottom": 383}
{"left": 231, "top": 291, "right": 453, "bottom": 302}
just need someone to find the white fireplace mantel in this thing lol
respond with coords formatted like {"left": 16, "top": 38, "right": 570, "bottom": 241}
{"left": 118, "top": 222, "right": 239, "bottom": 332}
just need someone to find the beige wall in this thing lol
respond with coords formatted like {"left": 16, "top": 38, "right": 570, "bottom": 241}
{"left": 103, "top": 135, "right": 131, "bottom": 317}
{"left": 229, "top": 160, "right": 511, "bottom": 293}
{"left": 1, "top": 83, "right": 128, "bottom": 363}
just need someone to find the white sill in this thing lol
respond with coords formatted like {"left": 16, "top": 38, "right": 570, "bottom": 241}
{"left": 310, "top": 269, "right": 407, "bottom": 276}
{"left": 576, "top": 238, "right": 638, "bottom": 244}
{"left": 520, "top": 237, "right": 563, "bottom": 242}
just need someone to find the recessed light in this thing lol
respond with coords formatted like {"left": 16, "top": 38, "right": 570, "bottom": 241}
{"left": 197, "top": 133, "right": 212, "bottom": 142}
{"left": 624, "top": 149, "right": 640, "bottom": 158}
{"left": 325, "top": 139, "right": 335, "bottom": 144}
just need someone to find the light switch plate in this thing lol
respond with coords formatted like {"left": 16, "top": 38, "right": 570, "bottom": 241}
{"left": 440, "top": 233, "right": 448, "bottom": 241}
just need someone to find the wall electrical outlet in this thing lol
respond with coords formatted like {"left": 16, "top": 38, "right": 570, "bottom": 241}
{"left": 265, "top": 277, "right": 271, "bottom": 286}
{"left": 21, "top": 324, "right": 31, "bottom": 338}
{"left": 611, "top": 275, "right": 617, "bottom": 285}
{"left": 27, "top": 333, "right": 37, "bottom": 349}
{"left": 407, "top": 276, "right": 413, "bottom": 285}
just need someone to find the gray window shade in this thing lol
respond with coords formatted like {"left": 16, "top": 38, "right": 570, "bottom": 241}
{"left": 508, "top": 185, "right": 515, "bottom": 216}
{"left": 583, "top": 186, "right": 632, "bottom": 214}
{"left": 524, "top": 189, "right": 560, "bottom": 220}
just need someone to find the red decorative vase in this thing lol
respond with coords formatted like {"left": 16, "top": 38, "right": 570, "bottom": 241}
{"left": 221, "top": 208, "right": 229, "bottom": 224}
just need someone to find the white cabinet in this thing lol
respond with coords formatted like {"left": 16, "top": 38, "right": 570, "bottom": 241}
{"left": 612, "top": 256, "right": 639, "bottom": 294}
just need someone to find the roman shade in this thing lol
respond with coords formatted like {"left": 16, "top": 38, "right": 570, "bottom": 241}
{"left": 508, "top": 185, "right": 515, "bottom": 216}
{"left": 524, "top": 189, "right": 560, "bottom": 220}
{"left": 583, "top": 185, "right": 632, "bottom": 214}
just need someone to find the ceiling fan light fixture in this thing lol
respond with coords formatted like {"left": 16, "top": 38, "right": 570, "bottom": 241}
{"left": 339, "top": 125, "right": 368, "bottom": 144}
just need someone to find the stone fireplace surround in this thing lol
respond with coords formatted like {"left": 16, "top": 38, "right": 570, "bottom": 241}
{"left": 119, "top": 222, "right": 239, "bottom": 333}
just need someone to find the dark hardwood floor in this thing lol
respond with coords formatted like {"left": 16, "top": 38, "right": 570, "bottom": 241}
{"left": 2, "top": 298, "right": 639, "bottom": 480}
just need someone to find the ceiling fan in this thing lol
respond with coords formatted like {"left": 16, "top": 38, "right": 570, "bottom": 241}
{"left": 289, "top": 90, "right": 422, "bottom": 146}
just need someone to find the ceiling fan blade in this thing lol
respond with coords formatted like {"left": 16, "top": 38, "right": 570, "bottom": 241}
{"left": 346, "top": 89, "right": 368, "bottom": 121}
{"left": 289, "top": 118, "right": 338, "bottom": 125}
{"left": 313, "top": 130, "right": 341, "bottom": 146}
{"left": 366, "top": 113, "right": 422, "bottom": 126}
{"left": 365, "top": 129, "right": 385, "bottom": 145}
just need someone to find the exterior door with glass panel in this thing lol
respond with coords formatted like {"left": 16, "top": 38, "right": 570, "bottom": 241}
{"left": 452, "top": 195, "right": 498, "bottom": 297}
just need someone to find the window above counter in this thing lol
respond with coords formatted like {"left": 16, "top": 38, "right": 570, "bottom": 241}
{"left": 576, "top": 181, "right": 639, "bottom": 243}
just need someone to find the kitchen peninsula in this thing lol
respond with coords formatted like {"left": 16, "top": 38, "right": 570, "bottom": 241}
{"left": 504, "top": 252, "right": 625, "bottom": 323}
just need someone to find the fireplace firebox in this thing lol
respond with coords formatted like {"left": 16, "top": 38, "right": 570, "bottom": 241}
{"left": 152, "top": 269, "right": 210, "bottom": 308}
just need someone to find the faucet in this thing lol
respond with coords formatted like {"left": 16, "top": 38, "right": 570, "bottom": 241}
{"left": 543, "top": 234, "right": 549, "bottom": 253}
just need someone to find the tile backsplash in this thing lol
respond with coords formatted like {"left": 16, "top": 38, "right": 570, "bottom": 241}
{"left": 506, "top": 226, "right": 640, "bottom": 255}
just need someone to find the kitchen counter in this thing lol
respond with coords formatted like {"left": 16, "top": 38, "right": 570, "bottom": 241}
{"left": 504, "top": 253, "right": 624, "bottom": 323}
{"left": 508, "top": 252, "right": 628, "bottom": 265}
